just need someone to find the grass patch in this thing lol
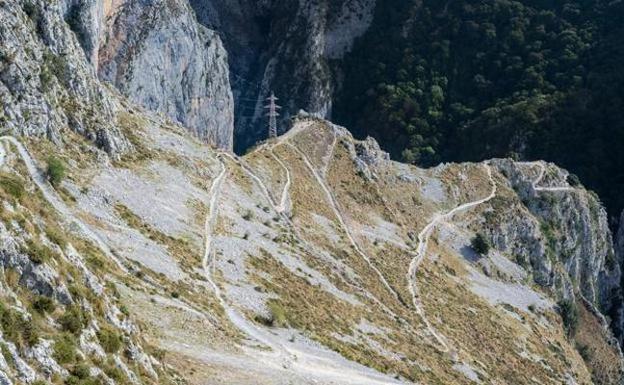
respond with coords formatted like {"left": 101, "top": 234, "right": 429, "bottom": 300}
{"left": 53, "top": 333, "right": 77, "bottom": 365}
{"left": 21, "top": 238, "right": 59, "bottom": 264}
{"left": 0, "top": 173, "right": 25, "bottom": 200}
{"left": 45, "top": 225, "right": 67, "bottom": 250}
{"left": 97, "top": 324, "right": 123, "bottom": 353}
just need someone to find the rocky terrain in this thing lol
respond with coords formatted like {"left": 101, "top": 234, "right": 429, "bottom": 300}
{"left": 188, "top": 0, "right": 377, "bottom": 151}
{"left": 1, "top": 0, "right": 624, "bottom": 384}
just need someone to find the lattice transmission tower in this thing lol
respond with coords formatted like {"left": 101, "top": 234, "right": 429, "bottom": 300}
{"left": 265, "top": 92, "right": 281, "bottom": 139}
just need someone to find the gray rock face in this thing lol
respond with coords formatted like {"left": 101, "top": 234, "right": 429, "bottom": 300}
{"left": 0, "top": 224, "right": 73, "bottom": 305}
{"left": 491, "top": 159, "right": 624, "bottom": 339}
{"left": 189, "top": 0, "right": 376, "bottom": 151}
{"left": 98, "top": 0, "right": 234, "bottom": 150}
{"left": 0, "top": 0, "right": 130, "bottom": 155}
{"left": 616, "top": 211, "right": 624, "bottom": 265}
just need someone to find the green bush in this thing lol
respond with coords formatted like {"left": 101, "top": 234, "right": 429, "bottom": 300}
{"left": 267, "top": 301, "right": 288, "bottom": 327}
{"left": 65, "top": 363, "right": 104, "bottom": 385}
{"left": 0, "top": 302, "right": 39, "bottom": 347}
{"left": 576, "top": 342, "right": 592, "bottom": 361}
{"left": 470, "top": 233, "right": 490, "bottom": 256}
{"left": 558, "top": 299, "right": 579, "bottom": 336}
{"left": 96, "top": 325, "right": 122, "bottom": 353}
{"left": 46, "top": 156, "right": 66, "bottom": 187}
{"left": 32, "top": 295, "right": 56, "bottom": 314}
{"left": 53, "top": 333, "right": 77, "bottom": 365}
{"left": 58, "top": 305, "right": 89, "bottom": 335}
{"left": 72, "top": 363, "right": 91, "bottom": 379}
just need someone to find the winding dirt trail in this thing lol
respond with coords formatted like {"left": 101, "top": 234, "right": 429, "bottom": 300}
{"left": 269, "top": 146, "right": 291, "bottom": 213}
{"left": 407, "top": 164, "right": 497, "bottom": 352}
{"left": 202, "top": 153, "right": 404, "bottom": 385}
{"left": 287, "top": 142, "right": 407, "bottom": 307}
{"left": 527, "top": 161, "right": 575, "bottom": 192}
{"left": 0, "top": 136, "right": 127, "bottom": 272}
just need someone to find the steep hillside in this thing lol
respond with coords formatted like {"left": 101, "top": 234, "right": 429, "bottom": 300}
{"left": 1, "top": 107, "right": 620, "bottom": 384}
{"left": 1, "top": 0, "right": 624, "bottom": 383}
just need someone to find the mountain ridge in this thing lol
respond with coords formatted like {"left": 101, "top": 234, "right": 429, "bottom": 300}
{"left": 1, "top": 0, "right": 624, "bottom": 383}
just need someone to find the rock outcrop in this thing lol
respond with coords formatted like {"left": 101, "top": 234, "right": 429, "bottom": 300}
{"left": 491, "top": 160, "right": 623, "bottom": 336}
{"left": 0, "top": 0, "right": 130, "bottom": 154}
{"left": 189, "top": 0, "right": 377, "bottom": 151}
{"left": 98, "top": 0, "right": 234, "bottom": 150}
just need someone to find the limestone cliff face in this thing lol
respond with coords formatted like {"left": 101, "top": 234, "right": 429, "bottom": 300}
{"left": 189, "top": 0, "right": 376, "bottom": 151}
{"left": 489, "top": 159, "right": 624, "bottom": 340}
{"left": 0, "top": 0, "right": 130, "bottom": 154}
{"left": 98, "top": 0, "right": 234, "bottom": 150}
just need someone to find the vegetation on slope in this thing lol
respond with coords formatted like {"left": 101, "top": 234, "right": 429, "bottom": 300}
{"left": 335, "top": 0, "right": 624, "bottom": 220}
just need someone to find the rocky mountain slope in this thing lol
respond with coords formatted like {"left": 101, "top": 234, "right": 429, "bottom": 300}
{"left": 1, "top": 0, "right": 624, "bottom": 384}
{"left": 1, "top": 106, "right": 623, "bottom": 383}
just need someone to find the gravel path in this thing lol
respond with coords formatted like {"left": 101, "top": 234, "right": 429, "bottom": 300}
{"left": 407, "top": 164, "right": 497, "bottom": 353}
{"left": 202, "top": 152, "right": 404, "bottom": 384}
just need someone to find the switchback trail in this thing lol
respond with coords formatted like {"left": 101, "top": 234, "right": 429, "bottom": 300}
{"left": 525, "top": 161, "right": 575, "bottom": 192}
{"left": 287, "top": 142, "right": 407, "bottom": 307}
{"left": 269, "top": 146, "right": 291, "bottom": 213}
{"left": 407, "top": 164, "right": 497, "bottom": 353}
{"left": 202, "top": 153, "right": 404, "bottom": 385}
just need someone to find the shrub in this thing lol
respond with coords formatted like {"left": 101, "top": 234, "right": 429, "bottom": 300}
{"left": 0, "top": 174, "right": 25, "bottom": 200}
{"left": 96, "top": 325, "right": 122, "bottom": 353}
{"left": 558, "top": 299, "right": 579, "bottom": 336}
{"left": 53, "top": 333, "right": 77, "bottom": 364}
{"left": 58, "top": 305, "right": 89, "bottom": 335}
{"left": 46, "top": 156, "right": 66, "bottom": 187}
{"left": 470, "top": 233, "right": 490, "bottom": 256}
{"left": 0, "top": 302, "right": 39, "bottom": 347}
{"left": 32, "top": 296, "right": 56, "bottom": 314}
{"left": 576, "top": 342, "right": 592, "bottom": 361}
{"left": 267, "top": 301, "right": 288, "bottom": 327}
{"left": 72, "top": 363, "right": 91, "bottom": 379}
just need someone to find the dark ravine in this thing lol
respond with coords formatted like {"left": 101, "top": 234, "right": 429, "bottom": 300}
{"left": 188, "top": 0, "right": 376, "bottom": 153}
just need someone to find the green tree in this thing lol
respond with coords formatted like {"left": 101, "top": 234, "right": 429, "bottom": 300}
{"left": 471, "top": 233, "right": 490, "bottom": 256}
{"left": 46, "top": 156, "right": 66, "bottom": 187}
